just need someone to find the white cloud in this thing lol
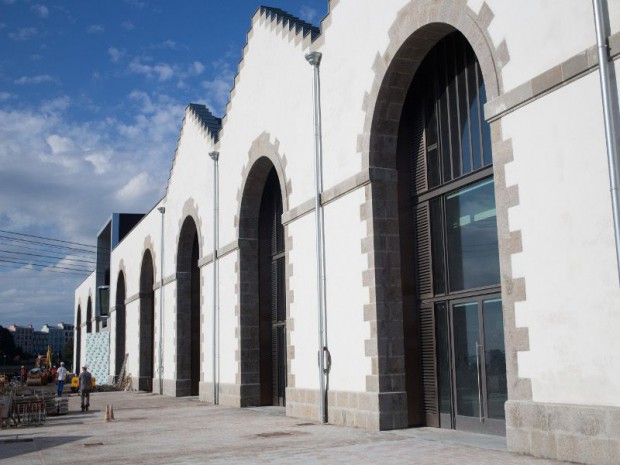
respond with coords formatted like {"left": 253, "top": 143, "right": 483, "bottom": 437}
{"left": 116, "top": 172, "right": 153, "bottom": 201}
{"left": 108, "top": 47, "right": 124, "bottom": 63}
{"left": 191, "top": 61, "right": 204, "bottom": 75}
{"left": 125, "top": 0, "right": 145, "bottom": 8}
{"left": 14, "top": 74, "right": 56, "bottom": 85}
{"left": 300, "top": 6, "right": 318, "bottom": 23}
{"left": 161, "top": 40, "right": 178, "bottom": 50}
{"left": 46, "top": 134, "right": 75, "bottom": 155}
{"left": 9, "top": 27, "right": 38, "bottom": 41}
{"left": 85, "top": 151, "right": 112, "bottom": 174}
{"left": 201, "top": 60, "right": 234, "bottom": 115}
{"left": 128, "top": 57, "right": 175, "bottom": 81}
{"left": 41, "top": 96, "right": 71, "bottom": 113}
{"left": 0, "top": 91, "right": 184, "bottom": 327}
{"left": 31, "top": 4, "right": 49, "bottom": 18}
{"left": 121, "top": 20, "right": 135, "bottom": 31}
{"left": 0, "top": 92, "right": 13, "bottom": 101}
{"left": 87, "top": 24, "right": 104, "bottom": 33}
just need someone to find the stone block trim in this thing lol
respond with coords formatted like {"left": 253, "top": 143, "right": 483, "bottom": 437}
{"left": 506, "top": 400, "right": 620, "bottom": 465}
{"left": 486, "top": 31, "right": 620, "bottom": 122}
{"left": 490, "top": 122, "right": 531, "bottom": 402}
{"left": 286, "top": 387, "right": 321, "bottom": 423}
{"left": 287, "top": 387, "right": 407, "bottom": 431}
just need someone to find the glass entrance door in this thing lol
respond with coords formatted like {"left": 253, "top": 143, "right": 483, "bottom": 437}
{"left": 436, "top": 296, "right": 507, "bottom": 435}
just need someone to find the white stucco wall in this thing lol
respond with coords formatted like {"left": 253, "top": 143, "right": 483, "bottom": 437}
{"left": 83, "top": 0, "right": 620, "bottom": 420}
{"left": 108, "top": 202, "right": 164, "bottom": 384}
{"left": 503, "top": 69, "right": 620, "bottom": 407}
{"left": 323, "top": 189, "right": 370, "bottom": 392}
{"left": 74, "top": 271, "right": 95, "bottom": 373}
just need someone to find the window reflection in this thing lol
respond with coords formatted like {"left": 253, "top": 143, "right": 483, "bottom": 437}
{"left": 445, "top": 178, "right": 500, "bottom": 291}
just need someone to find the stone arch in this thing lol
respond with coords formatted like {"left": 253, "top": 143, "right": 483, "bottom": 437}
{"left": 358, "top": 1, "right": 518, "bottom": 431}
{"left": 176, "top": 215, "right": 201, "bottom": 397}
{"left": 363, "top": 1, "right": 504, "bottom": 172}
{"left": 236, "top": 148, "right": 289, "bottom": 407}
{"left": 115, "top": 270, "right": 127, "bottom": 378}
{"left": 139, "top": 249, "right": 155, "bottom": 391}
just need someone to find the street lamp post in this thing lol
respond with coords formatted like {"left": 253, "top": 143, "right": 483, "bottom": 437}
{"left": 208, "top": 151, "right": 220, "bottom": 405}
{"left": 305, "top": 50, "right": 330, "bottom": 424}
{"left": 157, "top": 206, "right": 165, "bottom": 395}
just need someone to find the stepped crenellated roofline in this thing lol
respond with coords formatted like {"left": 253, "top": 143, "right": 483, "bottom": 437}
{"left": 258, "top": 6, "right": 321, "bottom": 41}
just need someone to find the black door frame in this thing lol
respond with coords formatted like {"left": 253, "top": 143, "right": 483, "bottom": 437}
{"left": 436, "top": 293, "right": 505, "bottom": 436}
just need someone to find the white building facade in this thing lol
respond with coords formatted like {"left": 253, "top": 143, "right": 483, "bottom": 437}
{"left": 75, "top": 1, "right": 620, "bottom": 463}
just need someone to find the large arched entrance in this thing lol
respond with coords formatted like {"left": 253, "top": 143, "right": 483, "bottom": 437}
{"left": 258, "top": 168, "right": 286, "bottom": 406}
{"left": 76, "top": 305, "right": 82, "bottom": 371}
{"left": 395, "top": 32, "right": 507, "bottom": 435}
{"left": 139, "top": 250, "right": 155, "bottom": 392}
{"left": 176, "top": 217, "right": 200, "bottom": 397}
{"left": 86, "top": 297, "right": 92, "bottom": 333}
{"left": 115, "top": 272, "right": 126, "bottom": 379}
{"left": 238, "top": 158, "right": 287, "bottom": 407}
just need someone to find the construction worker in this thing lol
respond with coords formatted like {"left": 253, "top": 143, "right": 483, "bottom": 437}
{"left": 79, "top": 366, "right": 92, "bottom": 412}
{"left": 56, "top": 362, "right": 67, "bottom": 397}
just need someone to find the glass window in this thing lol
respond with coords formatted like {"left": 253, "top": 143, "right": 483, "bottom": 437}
{"left": 435, "top": 302, "right": 451, "bottom": 415}
{"left": 453, "top": 301, "right": 480, "bottom": 417}
{"left": 483, "top": 298, "right": 507, "bottom": 419}
{"left": 445, "top": 178, "right": 500, "bottom": 291}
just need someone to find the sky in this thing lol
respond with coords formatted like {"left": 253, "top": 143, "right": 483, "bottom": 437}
{"left": 0, "top": 0, "right": 328, "bottom": 329}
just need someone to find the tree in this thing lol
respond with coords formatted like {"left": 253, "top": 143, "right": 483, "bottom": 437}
{"left": 0, "top": 326, "right": 18, "bottom": 359}
{"left": 62, "top": 339, "right": 73, "bottom": 364}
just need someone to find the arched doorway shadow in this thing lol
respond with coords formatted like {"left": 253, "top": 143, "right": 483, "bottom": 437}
{"left": 115, "top": 272, "right": 126, "bottom": 380}
{"left": 139, "top": 250, "right": 155, "bottom": 392}
{"left": 75, "top": 305, "right": 82, "bottom": 372}
{"left": 176, "top": 217, "right": 201, "bottom": 397}
{"left": 238, "top": 158, "right": 287, "bottom": 406}
{"left": 86, "top": 297, "right": 92, "bottom": 334}
{"left": 368, "top": 25, "right": 507, "bottom": 435}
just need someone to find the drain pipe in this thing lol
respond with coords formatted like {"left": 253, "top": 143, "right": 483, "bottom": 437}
{"left": 209, "top": 151, "right": 220, "bottom": 405}
{"left": 157, "top": 206, "right": 166, "bottom": 395}
{"left": 305, "top": 50, "right": 330, "bottom": 424}
{"left": 593, "top": 0, "right": 620, "bottom": 282}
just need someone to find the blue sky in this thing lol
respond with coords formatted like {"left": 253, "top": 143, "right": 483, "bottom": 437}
{"left": 0, "top": 0, "right": 327, "bottom": 329}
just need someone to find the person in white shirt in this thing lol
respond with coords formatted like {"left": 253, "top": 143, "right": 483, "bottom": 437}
{"left": 56, "top": 362, "right": 68, "bottom": 397}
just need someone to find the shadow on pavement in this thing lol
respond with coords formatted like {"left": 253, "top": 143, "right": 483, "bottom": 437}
{"left": 0, "top": 434, "right": 88, "bottom": 460}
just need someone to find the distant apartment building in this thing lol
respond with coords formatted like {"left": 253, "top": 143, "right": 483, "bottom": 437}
{"left": 41, "top": 323, "right": 74, "bottom": 355}
{"left": 32, "top": 330, "right": 48, "bottom": 356}
{"left": 8, "top": 323, "right": 75, "bottom": 358}
{"left": 8, "top": 324, "right": 33, "bottom": 355}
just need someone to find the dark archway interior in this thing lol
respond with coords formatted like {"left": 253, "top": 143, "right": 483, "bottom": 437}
{"left": 86, "top": 297, "right": 92, "bottom": 333}
{"left": 258, "top": 168, "right": 286, "bottom": 406}
{"left": 76, "top": 306, "right": 82, "bottom": 372}
{"left": 176, "top": 217, "right": 200, "bottom": 397}
{"left": 396, "top": 32, "right": 505, "bottom": 434}
{"left": 115, "top": 272, "right": 126, "bottom": 378}
{"left": 139, "top": 250, "right": 155, "bottom": 392}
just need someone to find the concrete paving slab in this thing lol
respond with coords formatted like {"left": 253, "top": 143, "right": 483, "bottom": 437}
{"left": 0, "top": 391, "right": 573, "bottom": 464}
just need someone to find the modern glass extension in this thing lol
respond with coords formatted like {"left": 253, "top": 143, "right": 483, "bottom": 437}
{"left": 398, "top": 31, "right": 507, "bottom": 435}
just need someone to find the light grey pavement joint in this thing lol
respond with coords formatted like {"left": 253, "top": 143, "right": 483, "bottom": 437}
{"left": 0, "top": 391, "right": 573, "bottom": 464}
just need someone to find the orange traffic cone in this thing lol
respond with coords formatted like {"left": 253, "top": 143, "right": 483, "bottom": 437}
{"left": 104, "top": 405, "right": 110, "bottom": 422}
{"left": 109, "top": 404, "right": 115, "bottom": 420}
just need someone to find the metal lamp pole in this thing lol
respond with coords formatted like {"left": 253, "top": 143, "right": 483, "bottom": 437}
{"left": 209, "top": 151, "right": 220, "bottom": 405}
{"left": 305, "top": 50, "right": 330, "bottom": 424}
{"left": 157, "top": 206, "right": 165, "bottom": 395}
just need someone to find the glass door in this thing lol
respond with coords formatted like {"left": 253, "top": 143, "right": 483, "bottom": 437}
{"left": 436, "top": 296, "right": 507, "bottom": 435}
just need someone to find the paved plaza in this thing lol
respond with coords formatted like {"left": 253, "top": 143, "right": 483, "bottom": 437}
{"left": 1, "top": 391, "right": 573, "bottom": 464}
